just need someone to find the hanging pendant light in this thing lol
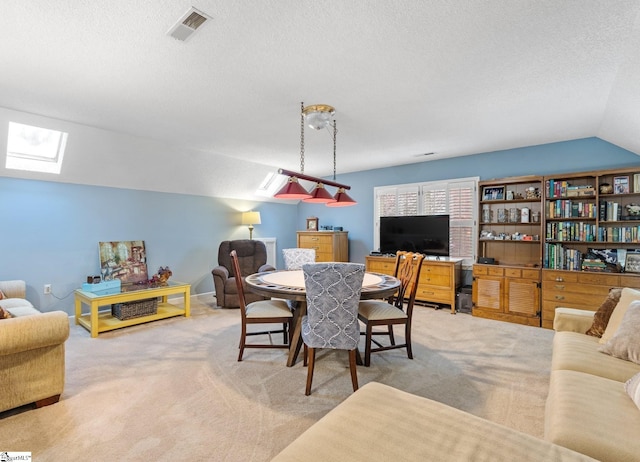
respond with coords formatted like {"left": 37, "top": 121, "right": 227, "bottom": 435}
{"left": 273, "top": 102, "right": 355, "bottom": 206}
{"left": 274, "top": 176, "right": 312, "bottom": 199}
{"left": 303, "top": 182, "right": 337, "bottom": 203}
{"left": 327, "top": 187, "right": 357, "bottom": 207}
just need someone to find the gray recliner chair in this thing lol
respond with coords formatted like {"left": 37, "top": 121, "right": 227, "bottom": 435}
{"left": 212, "top": 240, "right": 275, "bottom": 308}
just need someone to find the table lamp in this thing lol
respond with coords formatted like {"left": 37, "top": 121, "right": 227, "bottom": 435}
{"left": 241, "top": 211, "right": 261, "bottom": 239}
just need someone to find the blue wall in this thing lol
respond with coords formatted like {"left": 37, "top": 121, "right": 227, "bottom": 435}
{"left": 0, "top": 178, "right": 298, "bottom": 313}
{"left": 1, "top": 137, "right": 639, "bottom": 315}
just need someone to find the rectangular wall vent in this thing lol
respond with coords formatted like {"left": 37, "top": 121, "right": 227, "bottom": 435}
{"left": 167, "top": 7, "right": 212, "bottom": 42}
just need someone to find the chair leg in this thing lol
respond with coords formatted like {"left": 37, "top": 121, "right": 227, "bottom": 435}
{"left": 305, "top": 347, "right": 316, "bottom": 395}
{"left": 303, "top": 344, "right": 308, "bottom": 367}
{"left": 364, "top": 323, "right": 373, "bottom": 367}
{"left": 238, "top": 325, "right": 246, "bottom": 361}
{"left": 405, "top": 322, "right": 413, "bottom": 360}
{"left": 349, "top": 349, "right": 359, "bottom": 392}
{"left": 283, "top": 322, "right": 288, "bottom": 344}
{"left": 388, "top": 325, "right": 396, "bottom": 345}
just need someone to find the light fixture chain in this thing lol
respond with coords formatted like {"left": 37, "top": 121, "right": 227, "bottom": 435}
{"left": 333, "top": 120, "right": 337, "bottom": 181}
{"left": 300, "top": 102, "right": 305, "bottom": 173}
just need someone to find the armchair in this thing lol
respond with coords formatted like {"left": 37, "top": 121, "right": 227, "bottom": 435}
{"left": 212, "top": 240, "right": 275, "bottom": 308}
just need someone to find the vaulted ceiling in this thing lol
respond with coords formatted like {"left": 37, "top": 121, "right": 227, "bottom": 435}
{"left": 1, "top": 1, "right": 640, "bottom": 199}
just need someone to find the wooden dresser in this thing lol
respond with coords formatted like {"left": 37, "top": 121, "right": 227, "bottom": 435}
{"left": 365, "top": 255, "right": 462, "bottom": 313}
{"left": 297, "top": 231, "right": 349, "bottom": 262}
{"left": 541, "top": 269, "right": 640, "bottom": 329}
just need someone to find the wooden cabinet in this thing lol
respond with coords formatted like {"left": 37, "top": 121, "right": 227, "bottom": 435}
{"left": 474, "top": 175, "right": 543, "bottom": 326}
{"left": 472, "top": 264, "right": 541, "bottom": 326}
{"left": 365, "top": 255, "right": 462, "bottom": 313}
{"left": 477, "top": 166, "right": 640, "bottom": 328}
{"left": 541, "top": 270, "right": 640, "bottom": 328}
{"left": 540, "top": 166, "right": 640, "bottom": 328}
{"left": 297, "top": 231, "right": 348, "bottom": 262}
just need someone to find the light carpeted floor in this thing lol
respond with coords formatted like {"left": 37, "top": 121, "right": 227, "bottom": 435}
{"left": 0, "top": 295, "right": 555, "bottom": 461}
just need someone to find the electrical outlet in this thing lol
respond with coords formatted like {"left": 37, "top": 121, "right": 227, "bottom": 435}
{"left": 44, "top": 284, "right": 52, "bottom": 295}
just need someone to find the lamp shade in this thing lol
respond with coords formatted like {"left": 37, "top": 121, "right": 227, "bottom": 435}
{"left": 302, "top": 183, "right": 337, "bottom": 203}
{"left": 241, "top": 211, "right": 261, "bottom": 225}
{"left": 326, "top": 188, "right": 357, "bottom": 207}
{"left": 274, "top": 176, "right": 312, "bottom": 199}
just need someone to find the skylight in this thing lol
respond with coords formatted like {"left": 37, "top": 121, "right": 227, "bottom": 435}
{"left": 6, "top": 122, "right": 68, "bottom": 174}
{"left": 255, "top": 171, "right": 287, "bottom": 197}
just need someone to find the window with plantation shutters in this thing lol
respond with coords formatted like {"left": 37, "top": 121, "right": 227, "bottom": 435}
{"left": 374, "top": 177, "right": 478, "bottom": 266}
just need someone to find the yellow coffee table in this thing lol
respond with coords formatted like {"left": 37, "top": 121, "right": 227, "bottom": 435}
{"left": 74, "top": 281, "right": 191, "bottom": 337}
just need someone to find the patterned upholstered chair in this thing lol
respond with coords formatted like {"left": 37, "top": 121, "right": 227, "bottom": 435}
{"left": 230, "top": 250, "right": 293, "bottom": 361}
{"left": 282, "top": 248, "right": 316, "bottom": 310}
{"left": 212, "top": 240, "right": 275, "bottom": 308}
{"left": 358, "top": 251, "right": 425, "bottom": 366}
{"left": 282, "top": 248, "right": 316, "bottom": 270}
{"left": 301, "top": 262, "right": 365, "bottom": 395}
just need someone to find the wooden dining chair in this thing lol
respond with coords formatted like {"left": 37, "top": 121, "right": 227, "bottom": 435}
{"left": 357, "top": 251, "right": 425, "bottom": 366}
{"left": 301, "top": 262, "right": 365, "bottom": 395}
{"left": 231, "top": 250, "right": 293, "bottom": 361}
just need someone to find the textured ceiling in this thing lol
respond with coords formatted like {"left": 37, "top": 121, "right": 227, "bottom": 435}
{"left": 1, "top": 1, "right": 640, "bottom": 199}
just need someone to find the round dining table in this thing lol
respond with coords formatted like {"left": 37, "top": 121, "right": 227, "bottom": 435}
{"left": 245, "top": 269, "right": 400, "bottom": 367}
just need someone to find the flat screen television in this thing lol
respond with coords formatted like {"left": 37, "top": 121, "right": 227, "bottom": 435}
{"left": 379, "top": 215, "right": 450, "bottom": 256}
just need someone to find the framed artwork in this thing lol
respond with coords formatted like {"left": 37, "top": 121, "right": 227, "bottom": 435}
{"left": 614, "top": 176, "right": 630, "bottom": 194}
{"left": 482, "top": 186, "right": 505, "bottom": 201}
{"left": 625, "top": 252, "right": 640, "bottom": 273}
{"left": 99, "top": 240, "right": 148, "bottom": 284}
{"left": 306, "top": 217, "right": 319, "bottom": 231}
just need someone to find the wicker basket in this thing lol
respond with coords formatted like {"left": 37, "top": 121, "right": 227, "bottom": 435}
{"left": 111, "top": 297, "right": 158, "bottom": 320}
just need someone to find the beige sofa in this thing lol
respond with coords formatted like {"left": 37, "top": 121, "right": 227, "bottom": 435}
{"left": 545, "top": 307, "right": 640, "bottom": 462}
{"left": 0, "top": 280, "right": 70, "bottom": 413}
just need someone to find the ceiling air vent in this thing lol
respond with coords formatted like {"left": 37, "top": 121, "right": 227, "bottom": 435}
{"left": 167, "top": 7, "right": 212, "bottom": 42}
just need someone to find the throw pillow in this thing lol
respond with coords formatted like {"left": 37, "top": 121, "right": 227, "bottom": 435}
{"left": 625, "top": 372, "right": 640, "bottom": 411}
{"left": 0, "top": 289, "right": 5, "bottom": 300}
{"left": 600, "top": 287, "right": 640, "bottom": 345}
{"left": 599, "top": 300, "right": 640, "bottom": 364}
{"left": 0, "top": 306, "right": 12, "bottom": 319}
{"left": 586, "top": 287, "right": 622, "bottom": 337}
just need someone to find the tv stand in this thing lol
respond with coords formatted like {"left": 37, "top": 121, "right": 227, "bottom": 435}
{"left": 365, "top": 255, "right": 462, "bottom": 313}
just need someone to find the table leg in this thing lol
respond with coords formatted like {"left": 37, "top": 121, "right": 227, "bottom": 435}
{"left": 90, "top": 301, "right": 99, "bottom": 338}
{"left": 74, "top": 297, "right": 82, "bottom": 325}
{"left": 286, "top": 301, "right": 306, "bottom": 367}
{"left": 183, "top": 289, "right": 191, "bottom": 317}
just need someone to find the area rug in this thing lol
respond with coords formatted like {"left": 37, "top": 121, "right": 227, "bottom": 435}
{"left": 0, "top": 296, "right": 554, "bottom": 461}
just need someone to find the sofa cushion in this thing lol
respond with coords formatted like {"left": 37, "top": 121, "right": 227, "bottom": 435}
{"left": 599, "top": 301, "right": 640, "bottom": 365}
{"left": 0, "top": 297, "right": 40, "bottom": 317}
{"left": 545, "top": 369, "right": 640, "bottom": 462}
{"left": 626, "top": 372, "right": 640, "bottom": 411}
{"left": 585, "top": 287, "right": 621, "bottom": 338}
{"left": 600, "top": 287, "right": 640, "bottom": 344}
{"left": 552, "top": 331, "right": 640, "bottom": 382}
